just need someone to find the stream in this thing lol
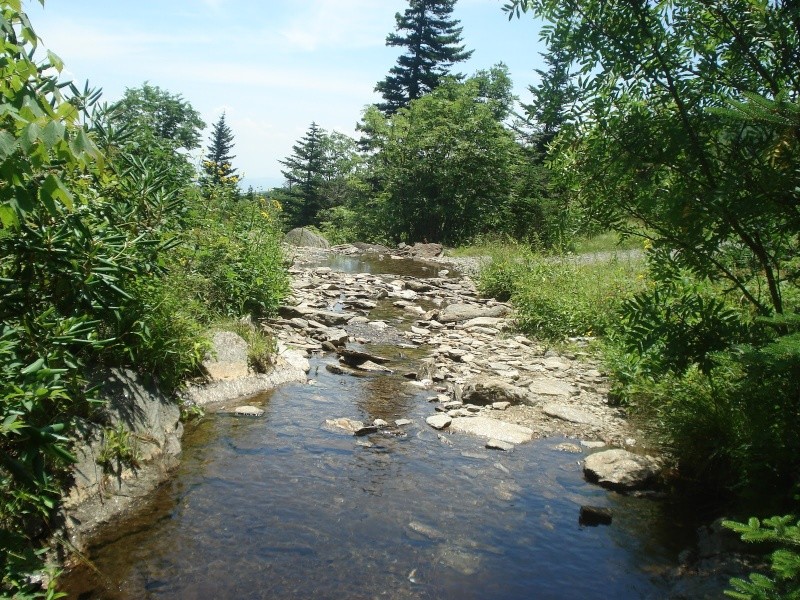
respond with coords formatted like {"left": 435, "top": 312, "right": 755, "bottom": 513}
{"left": 61, "top": 254, "right": 706, "bottom": 599}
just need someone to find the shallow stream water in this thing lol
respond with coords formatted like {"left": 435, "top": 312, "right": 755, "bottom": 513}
{"left": 61, "top": 255, "right": 700, "bottom": 599}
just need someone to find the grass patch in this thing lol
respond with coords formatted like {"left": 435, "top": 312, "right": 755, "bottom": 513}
{"left": 476, "top": 245, "right": 646, "bottom": 341}
{"left": 571, "top": 231, "right": 646, "bottom": 254}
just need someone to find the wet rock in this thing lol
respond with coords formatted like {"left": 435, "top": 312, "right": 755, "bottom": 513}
{"left": 354, "top": 425, "right": 379, "bottom": 436}
{"left": 426, "top": 414, "right": 452, "bottom": 430}
{"left": 583, "top": 449, "right": 659, "bottom": 491}
{"left": 395, "top": 419, "right": 412, "bottom": 427}
{"left": 554, "top": 442, "right": 582, "bottom": 453}
{"left": 233, "top": 405, "right": 264, "bottom": 417}
{"left": 324, "top": 417, "right": 364, "bottom": 434}
{"left": 279, "top": 306, "right": 350, "bottom": 326}
{"left": 322, "top": 328, "right": 349, "bottom": 346}
{"left": 337, "top": 348, "right": 390, "bottom": 365}
{"left": 354, "top": 360, "right": 394, "bottom": 374}
{"left": 579, "top": 506, "right": 613, "bottom": 526}
{"left": 407, "top": 520, "right": 446, "bottom": 540}
{"left": 373, "top": 419, "right": 388, "bottom": 427}
{"left": 449, "top": 416, "right": 533, "bottom": 444}
{"left": 486, "top": 439, "right": 515, "bottom": 451}
{"left": 581, "top": 440, "right": 606, "bottom": 449}
{"left": 461, "top": 377, "right": 535, "bottom": 406}
{"left": 325, "top": 363, "right": 366, "bottom": 377}
{"left": 543, "top": 403, "right": 603, "bottom": 427}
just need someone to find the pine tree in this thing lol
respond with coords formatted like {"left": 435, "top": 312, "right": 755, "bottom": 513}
{"left": 203, "top": 112, "right": 238, "bottom": 188}
{"left": 523, "top": 39, "right": 577, "bottom": 156}
{"left": 279, "top": 122, "right": 327, "bottom": 227}
{"left": 375, "top": 0, "right": 473, "bottom": 115}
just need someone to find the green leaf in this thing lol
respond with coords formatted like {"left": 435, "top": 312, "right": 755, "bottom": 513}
{"left": 0, "top": 130, "right": 18, "bottom": 160}
{"left": 20, "top": 357, "right": 45, "bottom": 375}
{"left": 39, "top": 173, "right": 74, "bottom": 212}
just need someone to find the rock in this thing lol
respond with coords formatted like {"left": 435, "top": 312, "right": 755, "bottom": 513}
{"left": 461, "top": 377, "right": 535, "bottom": 406}
{"left": 406, "top": 280, "right": 433, "bottom": 292}
{"left": 426, "top": 414, "right": 452, "bottom": 430}
{"left": 395, "top": 419, "right": 412, "bottom": 427}
{"left": 337, "top": 348, "right": 390, "bottom": 365}
{"left": 64, "top": 369, "right": 183, "bottom": 550}
{"left": 407, "top": 521, "right": 446, "bottom": 540}
{"left": 203, "top": 331, "right": 250, "bottom": 381}
{"left": 579, "top": 506, "right": 613, "bottom": 526}
{"left": 279, "top": 306, "right": 350, "bottom": 326}
{"left": 322, "top": 328, "right": 349, "bottom": 346}
{"left": 325, "top": 363, "right": 366, "bottom": 377}
{"left": 529, "top": 378, "right": 579, "bottom": 398}
{"left": 284, "top": 227, "right": 330, "bottom": 248}
{"left": 233, "top": 405, "right": 264, "bottom": 417}
{"left": 486, "top": 439, "right": 515, "bottom": 451}
{"left": 373, "top": 419, "right": 388, "bottom": 427}
{"left": 324, "top": 417, "right": 364, "bottom": 434}
{"left": 542, "top": 403, "right": 603, "bottom": 427}
{"left": 354, "top": 360, "right": 394, "bottom": 374}
{"left": 437, "top": 303, "right": 510, "bottom": 324}
{"left": 581, "top": 440, "right": 606, "bottom": 449}
{"left": 449, "top": 416, "right": 533, "bottom": 444}
{"left": 583, "top": 449, "right": 659, "bottom": 491}
{"left": 462, "top": 316, "right": 505, "bottom": 329}
{"left": 354, "top": 425, "right": 379, "bottom": 436}
{"left": 408, "top": 242, "right": 443, "bottom": 258}
{"left": 492, "top": 402, "right": 511, "bottom": 411}
{"left": 554, "top": 442, "right": 582, "bottom": 453}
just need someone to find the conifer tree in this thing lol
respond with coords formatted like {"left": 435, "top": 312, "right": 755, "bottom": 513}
{"left": 279, "top": 122, "right": 327, "bottom": 227}
{"left": 203, "top": 112, "right": 238, "bottom": 188}
{"left": 375, "top": 0, "right": 473, "bottom": 115}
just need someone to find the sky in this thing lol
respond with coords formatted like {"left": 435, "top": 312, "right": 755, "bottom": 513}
{"left": 29, "top": 0, "right": 546, "bottom": 189}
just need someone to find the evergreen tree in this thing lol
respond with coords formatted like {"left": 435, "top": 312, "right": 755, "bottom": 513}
{"left": 203, "top": 112, "right": 238, "bottom": 188}
{"left": 279, "top": 122, "right": 327, "bottom": 227}
{"left": 375, "top": 0, "right": 473, "bottom": 115}
{"left": 523, "top": 39, "right": 577, "bottom": 156}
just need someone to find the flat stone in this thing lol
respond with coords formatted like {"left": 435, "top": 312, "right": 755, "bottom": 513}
{"left": 337, "top": 348, "right": 390, "bottom": 365}
{"left": 462, "top": 316, "right": 505, "bottom": 328}
{"left": 584, "top": 449, "right": 659, "bottom": 491}
{"left": 355, "top": 360, "right": 394, "bottom": 374}
{"left": 486, "top": 439, "right": 515, "bottom": 451}
{"left": 203, "top": 331, "right": 249, "bottom": 381}
{"left": 542, "top": 403, "right": 603, "bottom": 427}
{"left": 325, "top": 363, "right": 366, "bottom": 377}
{"left": 324, "top": 418, "right": 364, "bottom": 434}
{"left": 492, "top": 402, "right": 511, "bottom": 411}
{"left": 437, "top": 304, "right": 510, "bottom": 324}
{"left": 449, "top": 416, "right": 533, "bottom": 445}
{"left": 395, "top": 419, "right": 412, "bottom": 427}
{"left": 581, "top": 440, "right": 606, "bottom": 449}
{"left": 233, "top": 405, "right": 264, "bottom": 417}
{"left": 426, "top": 414, "right": 452, "bottom": 430}
{"left": 529, "top": 378, "right": 579, "bottom": 397}
{"left": 554, "top": 442, "right": 582, "bottom": 453}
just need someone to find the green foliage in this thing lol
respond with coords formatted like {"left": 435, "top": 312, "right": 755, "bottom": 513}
{"left": 176, "top": 186, "right": 289, "bottom": 319}
{"left": 279, "top": 121, "right": 327, "bottom": 228}
{"left": 505, "top": 0, "right": 799, "bottom": 317}
{"left": 724, "top": 516, "right": 800, "bottom": 599}
{"left": 477, "top": 247, "right": 645, "bottom": 341}
{"left": 375, "top": 0, "right": 473, "bottom": 114}
{"left": 202, "top": 112, "right": 238, "bottom": 190}
{"left": 97, "top": 423, "right": 140, "bottom": 472}
{"left": 215, "top": 320, "right": 278, "bottom": 374}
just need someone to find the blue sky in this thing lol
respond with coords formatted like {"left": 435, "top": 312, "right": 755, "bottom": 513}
{"left": 29, "top": 0, "right": 545, "bottom": 189}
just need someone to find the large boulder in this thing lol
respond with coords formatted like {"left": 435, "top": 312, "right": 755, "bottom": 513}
{"left": 284, "top": 227, "right": 330, "bottom": 249}
{"left": 203, "top": 331, "right": 250, "bottom": 381}
{"left": 461, "top": 377, "right": 536, "bottom": 406}
{"left": 583, "top": 448, "right": 659, "bottom": 491}
{"left": 408, "top": 242, "right": 443, "bottom": 258}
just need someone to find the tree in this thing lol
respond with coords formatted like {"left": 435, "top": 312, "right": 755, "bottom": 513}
{"left": 506, "top": 0, "right": 800, "bottom": 317}
{"left": 364, "top": 74, "right": 522, "bottom": 244}
{"left": 523, "top": 37, "right": 577, "bottom": 155}
{"left": 375, "top": 0, "right": 473, "bottom": 115}
{"left": 202, "top": 112, "right": 238, "bottom": 189}
{"left": 109, "top": 82, "right": 205, "bottom": 185}
{"left": 279, "top": 122, "right": 327, "bottom": 228}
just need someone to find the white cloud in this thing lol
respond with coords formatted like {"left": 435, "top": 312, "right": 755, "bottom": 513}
{"left": 278, "top": 0, "right": 402, "bottom": 52}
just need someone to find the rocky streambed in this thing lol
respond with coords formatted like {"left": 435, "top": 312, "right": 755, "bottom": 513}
{"left": 58, "top": 243, "right": 750, "bottom": 599}
{"left": 271, "top": 245, "right": 659, "bottom": 492}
